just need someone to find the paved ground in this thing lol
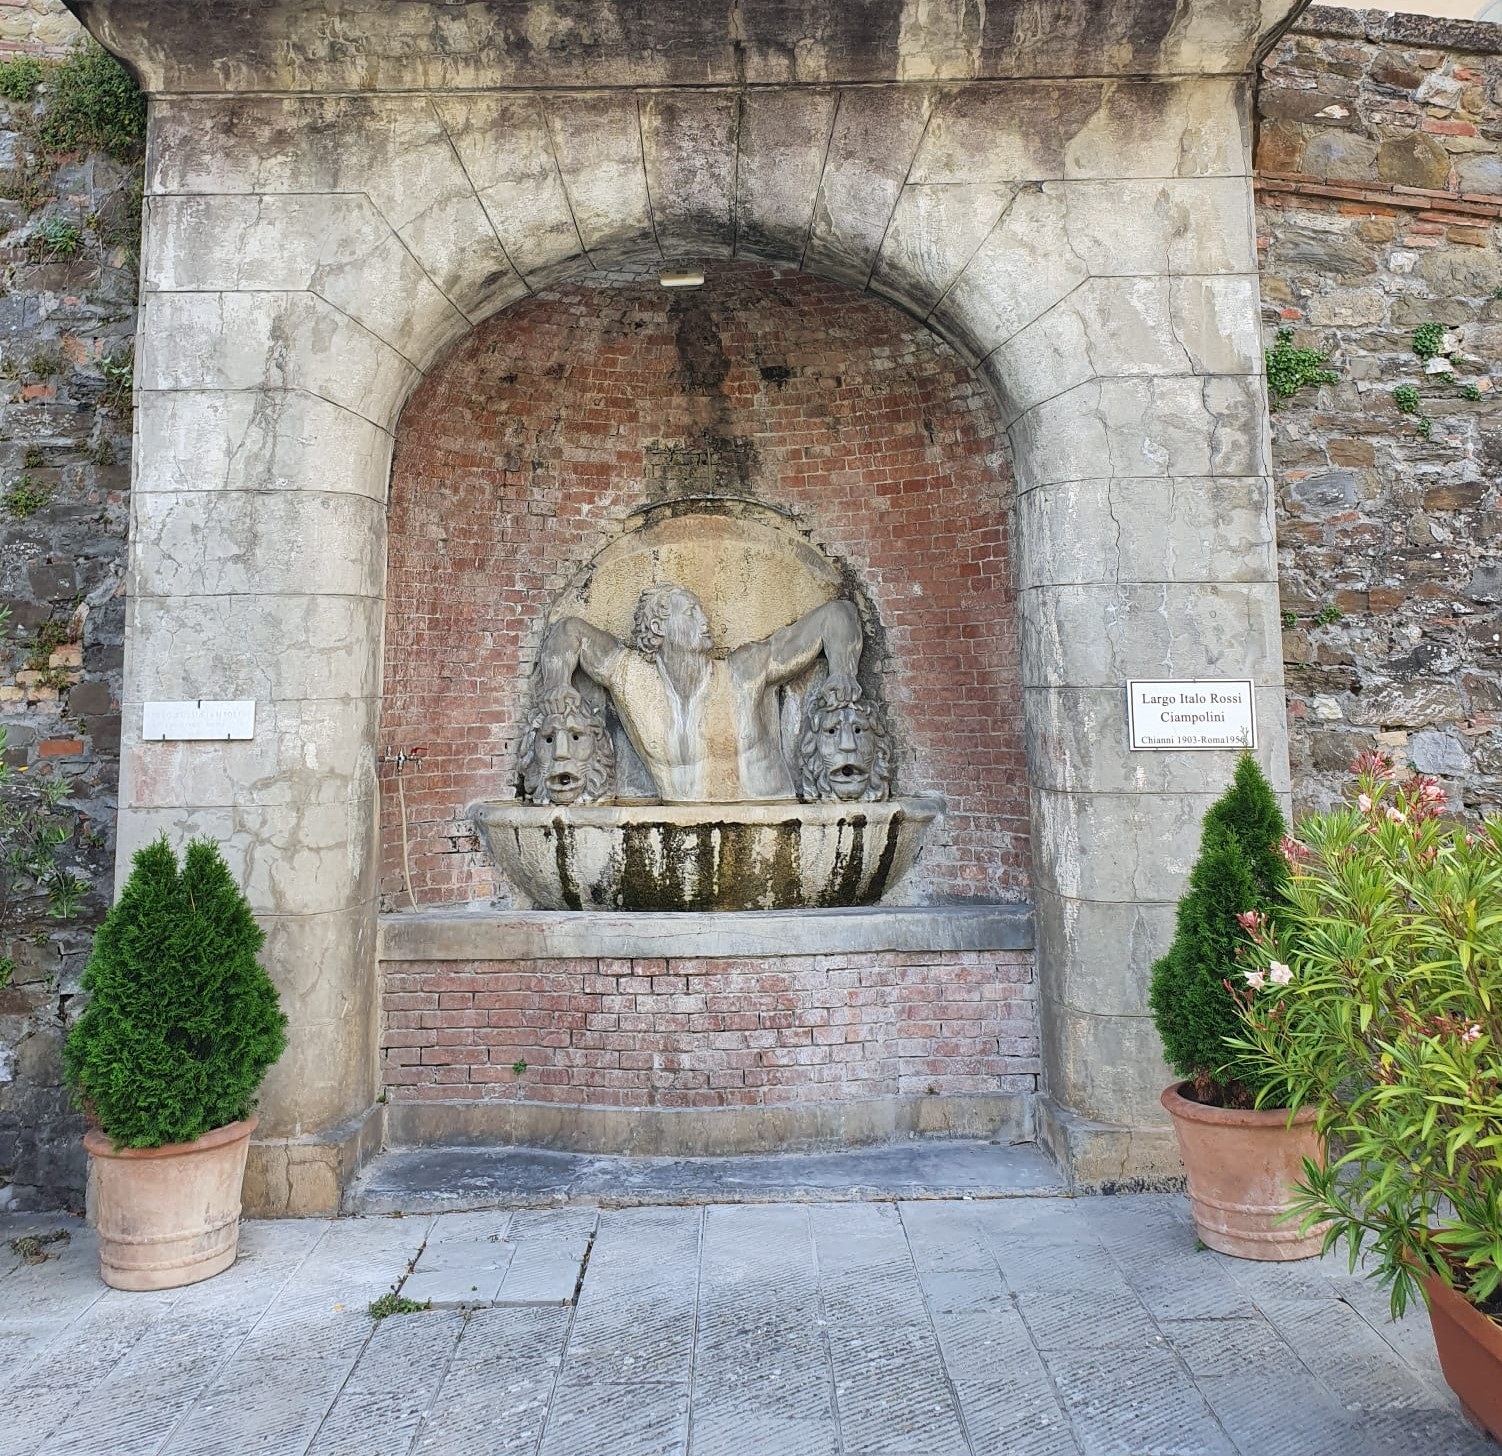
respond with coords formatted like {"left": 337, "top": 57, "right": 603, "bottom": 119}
{"left": 1, "top": 1194, "right": 1493, "bottom": 1456}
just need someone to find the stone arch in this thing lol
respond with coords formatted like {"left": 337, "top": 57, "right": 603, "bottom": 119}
{"left": 140, "top": 83, "right": 1266, "bottom": 433}
{"left": 115, "top": 45, "right": 1292, "bottom": 1206}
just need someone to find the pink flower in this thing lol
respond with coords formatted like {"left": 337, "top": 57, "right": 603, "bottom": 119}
{"left": 1412, "top": 778, "right": 1449, "bottom": 822}
{"left": 1268, "top": 962, "right": 1293, "bottom": 987}
{"left": 1351, "top": 749, "right": 1396, "bottom": 782}
{"left": 1243, "top": 969, "right": 1267, "bottom": 990}
{"left": 1358, "top": 792, "right": 1373, "bottom": 813}
{"left": 1235, "top": 910, "right": 1266, "bottom": 942}
{"left": 1463, "top": 1024, "right": 1483, "bottom": 1043}
{"left": 1280, "top": 835, "right": 1312, "bottom": 865}
{"left": 1385, "top": 806, "right": 1405, "bottom": 823}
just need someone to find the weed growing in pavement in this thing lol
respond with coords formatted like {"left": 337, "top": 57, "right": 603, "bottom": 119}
{"left": 9, "top": 1229, "right": 69, "bottom": 1264}
{"left": 369, "top": 1292, "right": 431, "bottom": 1319}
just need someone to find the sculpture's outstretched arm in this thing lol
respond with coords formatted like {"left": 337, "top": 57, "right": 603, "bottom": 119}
{"left": 753, "top": 598, "right": 862, "bottom": 692}
{"left": 539, "top": 616, "right": 625, "bottom": 697}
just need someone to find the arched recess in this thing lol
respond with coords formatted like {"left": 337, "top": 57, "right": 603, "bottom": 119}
{"left": 119, "top": 77, "right": 1289, "bottom": 1208}
{"left": 377, "top": 259, "right": 1028, "bottom": 914}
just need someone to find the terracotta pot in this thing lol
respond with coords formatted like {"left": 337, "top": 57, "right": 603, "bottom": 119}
{"left": 1160, "top": 1081, "right": 1326, "bottom": 1261}
{"left": 1424, "top": 1274, "right": 1502, "bottom": 1441}
{"left": 84, "top": 1115, "right": 256, "bottom": 1291}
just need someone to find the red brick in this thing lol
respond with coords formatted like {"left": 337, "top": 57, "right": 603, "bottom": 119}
{"left": 381, "top": 951, "right": 1038, "bottom": 1104}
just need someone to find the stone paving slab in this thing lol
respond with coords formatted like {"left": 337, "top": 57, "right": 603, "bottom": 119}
{"left": 401, "top": 1211, "right": 516, "bottom": 1307}
{"left": 497, "top": 1208, "right": 597, "bottom": 1305}
{"left": 349, "top": 1138, "right": 1065, "bottom": 1213}
{"left": 360, "top": 1206, "right": 600, "bottom": 1311}
{"left": 412, "top": 1306, "right": 571, "bottom": 1456}
{"left": 1, "top": 1195, "right": 1494, "bottom": 1456}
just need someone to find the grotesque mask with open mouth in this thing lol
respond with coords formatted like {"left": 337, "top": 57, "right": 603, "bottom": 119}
{"left": 518, "top": 689, "right": 615, "bottom": 806}
{"left": 797, "top": 682, "right": 892, "bottom": 803}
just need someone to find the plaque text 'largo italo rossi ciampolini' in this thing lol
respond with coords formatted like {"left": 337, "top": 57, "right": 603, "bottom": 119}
{"left": 1126, "top": 681, "right": 1255, "bottom": 751}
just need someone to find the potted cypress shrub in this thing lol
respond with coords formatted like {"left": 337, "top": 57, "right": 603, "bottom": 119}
{"left": 64, "top": 835, "right": 287, "bottom": 1290}
{"left": 1234, "top": 753, "right": 1502, "bottom": 1439}
{"left": 1148, "top": 752, "right": 1324, "bottom": 1260}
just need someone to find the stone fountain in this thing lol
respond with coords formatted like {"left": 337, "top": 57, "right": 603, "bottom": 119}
{"left": 472, "top": 510, "right": 942, "bottom": 911}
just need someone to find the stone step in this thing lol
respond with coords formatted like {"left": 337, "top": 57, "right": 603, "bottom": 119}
{"left": 345, "top": 1138, "right": 1067, "bottom": 1215}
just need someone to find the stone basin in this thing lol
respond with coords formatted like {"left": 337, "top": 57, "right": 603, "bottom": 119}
{"left": 471, "top": 797, "right": 944, "bottom": 912}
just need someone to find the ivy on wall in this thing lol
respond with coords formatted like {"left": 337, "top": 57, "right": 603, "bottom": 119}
{"left": 1265, "top": 327, "right": 1339, "bottom": 404}
{"left": 0, "top": 35, "right": 144, "bottom": 1208}
{"left": 0, "top": 42, "right": 144, "bottom": 163}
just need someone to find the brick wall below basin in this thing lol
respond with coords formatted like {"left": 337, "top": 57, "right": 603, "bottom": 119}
{"left": 381, "top": 950, "right": 1038, "bottom": 1111}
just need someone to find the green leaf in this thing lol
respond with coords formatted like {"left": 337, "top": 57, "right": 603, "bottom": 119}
{"left": 1221, "top": 767, "right": 1502, "bottom": 1320}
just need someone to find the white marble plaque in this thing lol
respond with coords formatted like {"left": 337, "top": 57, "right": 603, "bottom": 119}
{"left": 1127, "top": 680, "right": 1255, "bottom": 751}
{"left": 142, "top": 699, "right": 256, "bottom": 741}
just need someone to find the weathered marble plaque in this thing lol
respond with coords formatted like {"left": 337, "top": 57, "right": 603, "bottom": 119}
{"left": 1127, "top": 680, "right": 1255, "bottom": 751}
{"left": 142, "top": 699, "right": 256, "bottom": 741}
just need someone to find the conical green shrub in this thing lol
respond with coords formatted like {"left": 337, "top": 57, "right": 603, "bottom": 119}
{"left": 1147, "top": 753, "right": 1288, "bottom": 1107}
{"left": 64, "top": 835, "right": 287, "bottom": 1148}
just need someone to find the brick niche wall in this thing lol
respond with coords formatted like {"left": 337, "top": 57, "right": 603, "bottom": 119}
{"left": 382, "top": 951, "right": 1038, "bottom": 1109}
{"left": 379, "top": 262, "right": 1027, "bottom": 910}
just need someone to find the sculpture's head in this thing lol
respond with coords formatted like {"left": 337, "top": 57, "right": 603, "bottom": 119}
{"left": 518, "top": 691, "right": 615, "bottom": 805}
{"left": 798, "top": 684, "right": 892, "bottom": 803}
{"left": 633, "top": 583, "right": 712, "bottom": 656}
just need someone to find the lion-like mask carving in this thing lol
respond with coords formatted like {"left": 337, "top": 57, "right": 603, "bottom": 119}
{"left": 797, "top": 684, "right": 892, "bottom": 803}
{"left": 518, "top": 691, "right": 615, "bottom": 805}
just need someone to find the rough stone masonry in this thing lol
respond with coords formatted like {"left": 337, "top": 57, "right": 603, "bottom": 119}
{"left": 0, "top": 8, "right": 137, "bottom": 1210}
{"left": 2, "top": 0, "right": 1502, "bottom": 1211}
{"left": 1260, "top": 6, "right": 1502, "bottom": 819}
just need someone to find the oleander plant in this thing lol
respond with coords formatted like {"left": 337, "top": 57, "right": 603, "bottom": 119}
{"left": 1232, "top": 752, "right": 1502, "bottom": 1319}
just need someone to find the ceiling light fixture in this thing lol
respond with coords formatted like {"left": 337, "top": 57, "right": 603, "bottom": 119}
{"left": 658, "top": 269, "right": 705, "bottom": 289}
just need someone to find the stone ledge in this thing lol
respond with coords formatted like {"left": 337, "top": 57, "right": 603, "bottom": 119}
{"left": 240, "top": 1102, "right": 386, "bottom": 1219}
{"left": 1297, "top": 5, "right": 1502, "bottom": 56}
{"left": 73, "top": 0, "right": 1296, "bottom": 94}
{"left": 380, "top": 1091, "right": 1034, "bottom": 1164}
{"left": 348, "top": 1127, "right": 1062, "bottom": 1214}
{"left": 377, "top": 904, "right": 1034, "bottom": 962}
{"left": 1036, "top": 1094, "right": 1185, "bottom": 1195}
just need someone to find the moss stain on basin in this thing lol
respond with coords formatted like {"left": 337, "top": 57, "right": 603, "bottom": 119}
{"left": 820, "top": 813, "right": 865, "bottom": 908}
{"left": 618, "top": 815, "right": 805, "bottom": 911}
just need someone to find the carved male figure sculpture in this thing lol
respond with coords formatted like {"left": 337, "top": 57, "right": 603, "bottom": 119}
{"left": 538, "top": 584, "right": 861, "bottom": 802}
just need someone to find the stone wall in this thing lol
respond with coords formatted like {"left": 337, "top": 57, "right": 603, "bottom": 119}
{"left": 380, "top": 263, "right": 1028, "bottom": 911}
{"left": 0, "top": 72, "right": 137, "bottom": 1208}
{"left": 0, "top": 0, "right": 79, "bottom": 60}
{"left": 26, "top": 0, "right": 1502, "bottom": 1207}
{"left": 1260, "top": 5, "right": 1502, "bottom": 816}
